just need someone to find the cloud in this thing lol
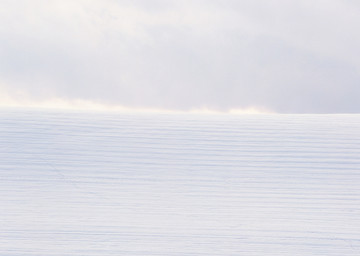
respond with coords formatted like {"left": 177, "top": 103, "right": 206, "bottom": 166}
{"left": 1, "top": 0, "right": 360, "bottom": 113}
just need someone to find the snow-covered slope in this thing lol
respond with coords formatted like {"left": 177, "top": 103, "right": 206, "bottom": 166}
{"left": 1, "top": 110, "right": 359, "bottom": 255}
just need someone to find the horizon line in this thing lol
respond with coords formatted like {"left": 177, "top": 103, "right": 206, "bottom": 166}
{"left": 0, "top": 97, "right": 274, "bottom": 115}
{"left": 0, "top": 97, "right": 359, "bottom": 115}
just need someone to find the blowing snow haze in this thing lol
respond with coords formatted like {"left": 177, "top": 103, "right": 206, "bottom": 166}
{"left": 1, "top": 0, "right": 360, "bottom": 113}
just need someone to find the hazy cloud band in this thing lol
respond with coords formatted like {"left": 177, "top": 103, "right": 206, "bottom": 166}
{"left": 1, "top": 0, "right": 360, "bottom": 113}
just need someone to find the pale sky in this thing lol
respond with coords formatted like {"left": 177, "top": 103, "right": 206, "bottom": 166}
{"left": 1, "top": 0, "right": 360, "bottom": 113}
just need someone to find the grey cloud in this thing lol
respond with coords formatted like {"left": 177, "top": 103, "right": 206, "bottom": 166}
{"left": 1, "top": 0, "right": 360, "bottom": 113}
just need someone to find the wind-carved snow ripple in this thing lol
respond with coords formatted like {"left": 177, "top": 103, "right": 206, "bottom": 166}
{"left": 0, "top": 110, "right": 360, "bottom": 255}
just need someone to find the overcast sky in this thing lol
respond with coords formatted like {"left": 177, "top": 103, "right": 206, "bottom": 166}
{"left": 1, "top": 0, "right": 360, "bottom": 113}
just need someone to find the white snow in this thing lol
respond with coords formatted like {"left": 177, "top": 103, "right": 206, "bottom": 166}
{"left": 0, "top": 110, "right": 359, "bottom": 255}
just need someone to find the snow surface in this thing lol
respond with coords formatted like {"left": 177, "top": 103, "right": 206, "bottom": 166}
{"left": 1, "top": 110, "right": 360, "bottom": 255}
